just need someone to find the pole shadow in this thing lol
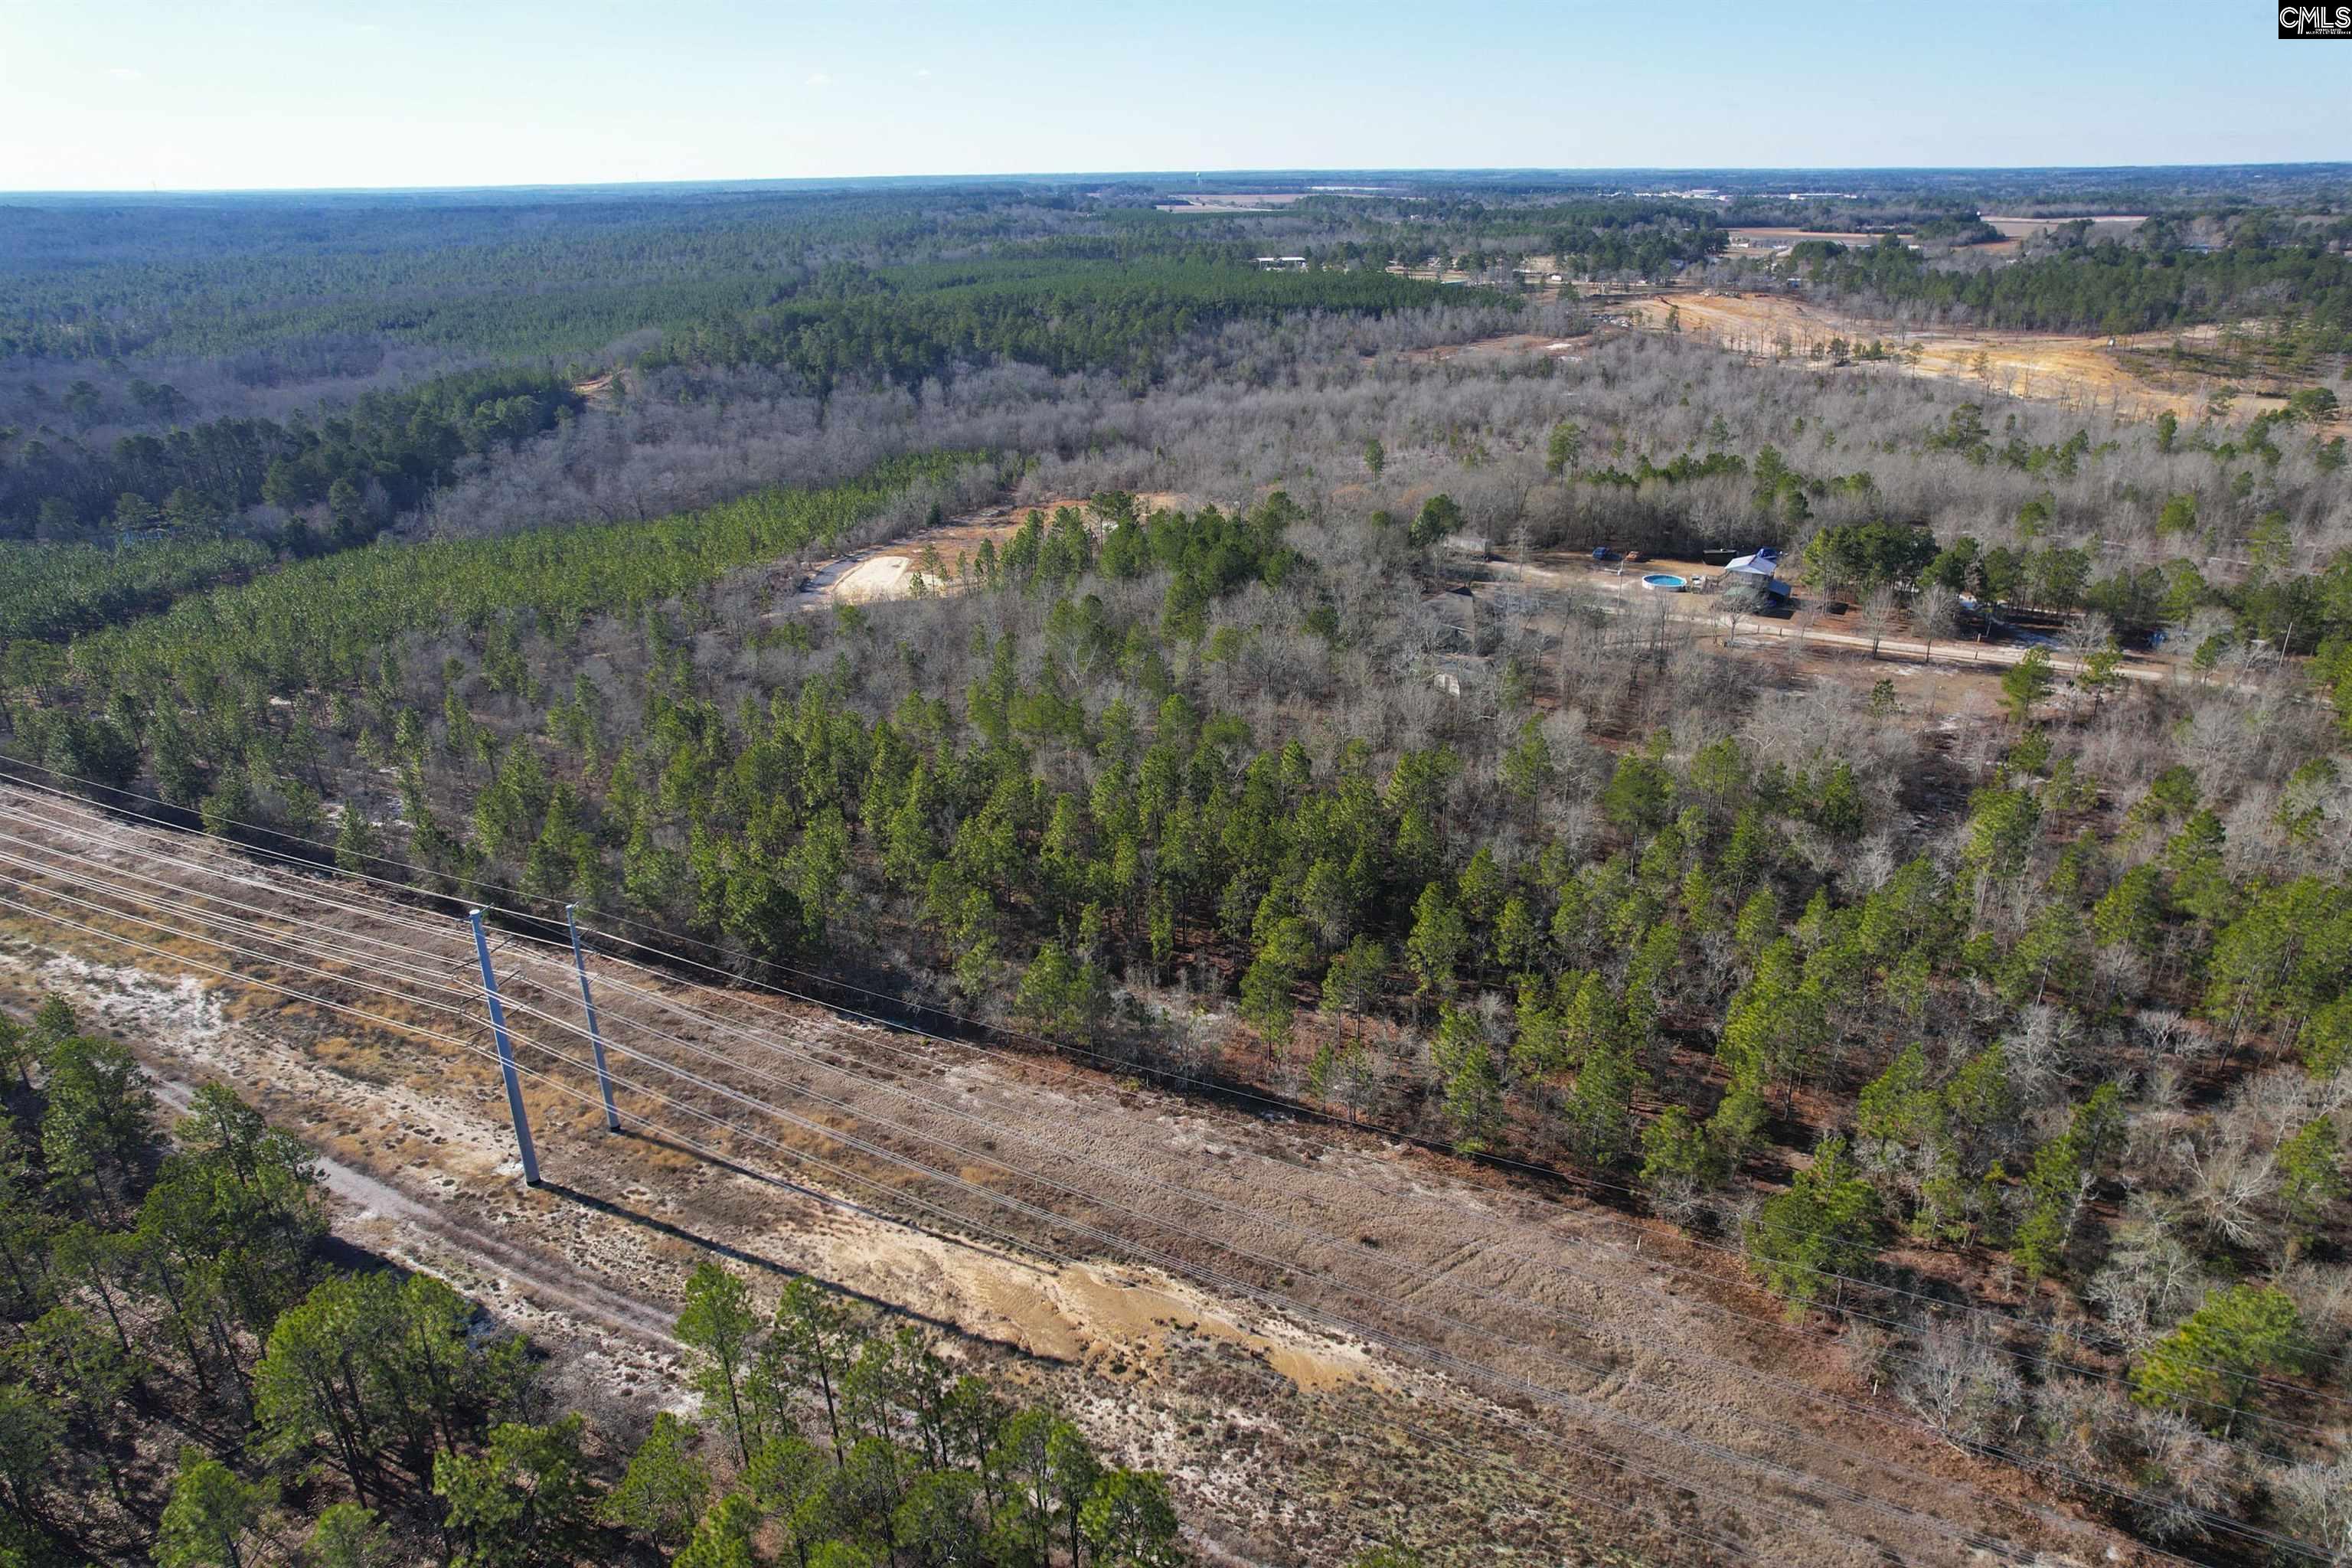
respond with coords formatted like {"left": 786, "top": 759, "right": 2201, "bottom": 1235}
{"left": 537, "top": 1143, "right": 1063, "bottom": 1364}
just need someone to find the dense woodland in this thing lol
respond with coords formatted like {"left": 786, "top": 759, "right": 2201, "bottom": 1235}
{"left": 1792, "top": 230, "right": 2352, "bottom": 345}
{"left": 9, "top": 168, "right": 2350, "bottom": 552}
{"left": 2, "top": 173, "right": 2352, "bottom": 1565}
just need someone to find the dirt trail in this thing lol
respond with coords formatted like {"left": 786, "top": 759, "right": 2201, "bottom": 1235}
{"left": 1552, "top": 558, "right": 2177, "bottom": 684}
{"left": 0, "top": 794, "right": 2154, "bottom": 1566}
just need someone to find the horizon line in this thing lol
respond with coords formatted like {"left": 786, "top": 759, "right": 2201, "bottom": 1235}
{"left": 8, "top": 159, "right": 2352, "bottom": 201}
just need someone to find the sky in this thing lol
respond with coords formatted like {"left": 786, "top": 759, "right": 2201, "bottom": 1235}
{"left": 1, "top": 0, "right": 2346, "bottom": 192}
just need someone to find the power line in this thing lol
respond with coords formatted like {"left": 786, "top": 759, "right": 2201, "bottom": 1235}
{"left": 0, "top": 760, "right": 2133, "bottom": 1359}
{"left": 0, "top": 874, "right": 1926, "bottom": 1568}
{"left": 18, "top": 766, "right": 2352, "bottom": 1504}
{"left": 8, "top": 828, "right": 2308, "bottom": 1565}
{"left": 6, "top": 768, "right": 2338, "bottom": 1419}
{"left": 0, "top": 822, "right": 2317, "bottom": 1563}
{"left": 0, "top": 880, "right": 1773, "bottom": 1566}
{"left": 0, "top": 760, "right": 2045, "bottom": 1313}
{"left": 0, "top": 855, "right": 2022, "bottom": 1566}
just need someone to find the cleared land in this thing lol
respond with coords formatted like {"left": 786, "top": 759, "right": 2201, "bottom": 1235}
{"left": 1404, "top": 332, "right": 1592, "bottom": 365}
{"left": 1980, "top": 216, "right": 2150, "bottom": 240}
{"left": 1723, "top": 228, "right": 1914, "bottom": 256}
{"left": 1624, "top": 292, "right": 2295, "bottom": 420}
{"left": 1547, "top": 554, "right": 2174, "bottom": 683}
{"left": 0, "top": 787, "right": 2155, "bottom": 1568}
{"left": 1155, "top": 193, "right": 1314, "bottom": 214}
{"left": 793, "top": 494, "right": 1192, "bottom": 610}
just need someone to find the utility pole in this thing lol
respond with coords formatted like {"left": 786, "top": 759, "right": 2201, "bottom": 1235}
{"left": 565, "top": 903, "right": 621, "bottom": 1132}
{"left": 468, "top": 909, "right": 541, "bottom": 1186}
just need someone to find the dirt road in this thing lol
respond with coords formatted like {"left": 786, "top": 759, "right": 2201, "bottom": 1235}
{"left": 0, "top": 790, "right": 2154, "bottom": 1566}
{"left": 1561, "top": 563, "right": 2174, "bottom": 685}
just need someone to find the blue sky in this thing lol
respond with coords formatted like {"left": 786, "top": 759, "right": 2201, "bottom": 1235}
{"left": 1, "top": 1, "right": 2344, "bottom": 191}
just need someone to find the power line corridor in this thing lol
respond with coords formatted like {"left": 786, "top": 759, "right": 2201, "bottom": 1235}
{"left": 0, "top": 778, "right": 2287, "bottom": 1568}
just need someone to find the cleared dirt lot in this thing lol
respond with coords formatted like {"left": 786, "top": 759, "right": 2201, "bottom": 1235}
{"left": 1981, "top": 216, "right": 2149, "bottom": 242}
{"left": 1404, "top": 332, "right": 1593, "bottom": 365}
{"left": 1624, "top": 292, "right": 2291, "bottom": 420}
{"left": 794, "top": 495, "right": 1191, "bottom": 610}
{"left": 1723, "top": 228, "right": 1914, "bottom": 256}
{"left": 0, "top": 788, "right": 2154, "bottom": 1567}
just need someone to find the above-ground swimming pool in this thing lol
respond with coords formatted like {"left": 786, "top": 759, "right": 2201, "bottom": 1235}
{"left": 1640, "top": 573, "right": 1687, "bottom": 591}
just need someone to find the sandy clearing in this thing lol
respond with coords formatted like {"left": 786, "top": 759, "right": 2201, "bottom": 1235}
{"left": 0, "top": 795, "right": 2157, "bottom": 1567}
{"left": 1622, "top": 292, "right": 2294, "bottom": 420}
{"left": 1404, "top": 332, "right": 1592, "bottom": 365}
{"left": 825, "top": 554, "right": 913, "bottom": 604}
{"left": 791, "top": 493, "right": 1194, "bottom": 612}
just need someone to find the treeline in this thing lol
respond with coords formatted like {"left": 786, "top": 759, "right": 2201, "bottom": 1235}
{"left": 1556, "top": 403, "right": 2350, "bottom": 648}
{"left": 0, "top": 993, "right": 485, "bottom": 1565}
{"left": 0, "top": 536, "right": 273, "bottom": 644}
{"left": 8, "top": 175, "right": 2342, "bottom": 374}
{"left": 0, "top": 185, "right": 1067, "bottom": 362}
{"left": 0, "top": 367, "right": 582, "bottom": 545}
{"left": 4, "top": 455, "right": 969, "bottom": 742}
{"left": 1802, "top": 234, "right": 2352, "bottom": 345}
{"left": 1312, "top": 198, "right": 1726, "bottom": 279}
{"left": 642, "top": 260, "right": 1475, "bottom": 390}
{"left": 1, "top": 183, "right": 1461, "bottom": 369}
{"left": 1797, "top": 509, "right": 2345, "bottom": 648}
{"left": 660, "top": 1263, "right": 1189, "bottom": 1567}
{"left": 0, "top": 996, "right": 1192, "bottom": 1566}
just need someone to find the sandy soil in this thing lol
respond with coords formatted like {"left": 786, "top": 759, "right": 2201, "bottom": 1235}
{"left": 1404, "top": 332, "right": 1592, "bottom": 365}
{"left": 1622, "top": 292, "right": 2292, "bottom": 420}
{"left": 792, "top": 495, "right": 1192, "bottom": 612}
{"left": 0, "top": 792, "right": 2157, "bottom": 1567}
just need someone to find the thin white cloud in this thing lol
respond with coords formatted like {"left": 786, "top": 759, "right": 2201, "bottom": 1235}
{"left": 805, "top": 70, "right": 833, "bottom": 88}
{"left": 915, "top": 67, "right": 933, "bottom": 78}
{"left": 106, "top": 67, "right": 145, "bottom": 81}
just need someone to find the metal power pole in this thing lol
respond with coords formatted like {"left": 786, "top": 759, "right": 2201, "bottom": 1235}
{"left": 564, "top": 903, "right": 621, "bottom": 1132}
{"left": 468, "top": 909, "right": 541, "bottom": 1186}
